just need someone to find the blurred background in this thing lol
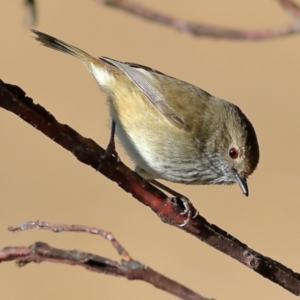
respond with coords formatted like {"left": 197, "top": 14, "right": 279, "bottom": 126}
{"left": 1, "top": 1, "right": 300, "bottom": 299}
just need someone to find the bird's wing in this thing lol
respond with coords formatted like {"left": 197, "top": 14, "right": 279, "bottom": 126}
{"left": 101, "top": 57, "right": 185, "bottom": 129}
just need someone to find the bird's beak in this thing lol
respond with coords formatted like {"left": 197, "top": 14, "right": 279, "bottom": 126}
{"left": 235, "top": 174, "right": 249, "bottom": 197}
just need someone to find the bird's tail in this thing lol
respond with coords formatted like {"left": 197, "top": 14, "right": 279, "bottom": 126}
{"left": 31, "top": 29, "right": 118, "bottom": 89}
{"left": 31, "top": 29, "right": 100, "bottom": 66}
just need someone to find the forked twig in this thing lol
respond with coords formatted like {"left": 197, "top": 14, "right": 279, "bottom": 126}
{"left": 2, "top": 220, "right": 210, "bottom": 300}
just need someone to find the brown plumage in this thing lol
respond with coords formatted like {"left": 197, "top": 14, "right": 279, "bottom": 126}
{"left": 32, "top": 29, "right": 259, "bottom": 196}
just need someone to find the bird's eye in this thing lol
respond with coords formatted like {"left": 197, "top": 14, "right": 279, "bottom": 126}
{"left": 229, "top": 147, "right": 239, "bottom": 159}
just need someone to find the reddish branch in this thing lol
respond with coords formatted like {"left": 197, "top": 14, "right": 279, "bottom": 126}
{"left": 99, "top": 0, "right": 300, "bottom": 40}
{"left": 1, "top": 79, "right": 300, "bottom": 295}
{"left": 2, "top": 221, "right": 209, "bottom": 300}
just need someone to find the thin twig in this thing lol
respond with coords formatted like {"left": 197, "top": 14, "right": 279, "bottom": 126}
{"left": 98, "top": 0, "right": 300, "bottom": 40}
{"left": 278, "top": 0, "right": 300, "bottom": 19}
{"left": 23, "top": 0, "right": 37, "bottom": 26}
{"left": 3, "top": 221, "right": 210, "bottom": 300}
{"left": 9, "top": 220, "right": 132, "bottom": 262}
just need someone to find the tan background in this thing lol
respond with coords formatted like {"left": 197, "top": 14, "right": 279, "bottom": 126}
{"left": 1, "top": 1, "right": 300, "bottom": 299}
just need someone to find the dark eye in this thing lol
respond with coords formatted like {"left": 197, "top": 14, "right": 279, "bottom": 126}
{"left": 229, "top": 148, "right": 239, "bottom": 159}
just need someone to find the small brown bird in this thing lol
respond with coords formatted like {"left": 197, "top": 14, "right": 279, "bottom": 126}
{"left": 32, "top": 29, "right": 259, "bottom": 197}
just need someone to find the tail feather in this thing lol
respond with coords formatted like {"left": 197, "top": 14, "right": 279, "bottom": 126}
{"left": 31, "top": 29, "right": 117, "bottom": 88}
{"left": 31, "top": 29, "right": 99, "bottom": 64}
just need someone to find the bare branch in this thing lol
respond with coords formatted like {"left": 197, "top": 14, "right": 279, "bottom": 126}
{"left": 9, "top": 220, "right": 132, "bottom": 261}
{"left": 4, "top": 221, "right": 211, "bottom": 300}
{"left": 98, "top": 0, "right": 300, "bottom": 40}
{"left": 278, "top": 0, "right": 300, "bottom": 19}
{"left": 23, "top": 0, "right": 37, "bottom": 26}
{"left": 1, "top": 79, "right": 300, "bottom": 295}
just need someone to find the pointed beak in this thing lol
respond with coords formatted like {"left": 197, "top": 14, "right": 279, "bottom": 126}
{"left": 235, "top": 174, "right": 249, "bottom": 197}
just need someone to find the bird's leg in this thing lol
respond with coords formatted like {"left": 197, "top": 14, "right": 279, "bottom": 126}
{"left": 97, "top": 120, "right": 119, "bottom": 169}
{"left": 105, "top": 120, "right": 118, "bottom": 158}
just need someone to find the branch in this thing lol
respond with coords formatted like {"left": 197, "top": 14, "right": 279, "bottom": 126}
{"left": 1, "top": 79, "right": 300, "bottom": 295}
{"left": 23, "top": 0, "right": 37, "bottom": 26}
{"left": 3, "top": 221, "right": 210, "bottom": 300}
{"left": 99, "top": 0, "right": 300, "bottom": 40}
{"left": 278, "top": 0, "right": 300, "bottom": 19}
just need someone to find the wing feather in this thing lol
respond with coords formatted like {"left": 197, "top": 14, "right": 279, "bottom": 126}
{"left": 101, "top": 57, "right": 185, "bottom": 129}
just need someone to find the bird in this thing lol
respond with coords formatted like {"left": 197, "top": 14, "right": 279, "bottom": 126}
{"left": 31, "top": 29, "right": 259, "bottom": 197}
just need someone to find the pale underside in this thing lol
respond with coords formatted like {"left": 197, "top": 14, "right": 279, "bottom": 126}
{"left": 90, "top": 61, "right": 231, "bottom": 185}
